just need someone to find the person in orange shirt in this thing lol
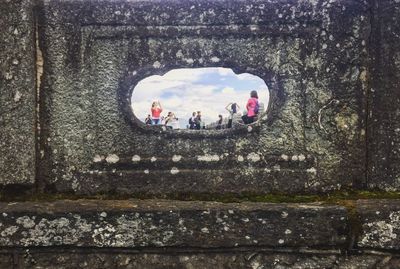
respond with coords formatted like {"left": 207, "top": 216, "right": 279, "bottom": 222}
{"left": 151, "top": 101, "right": 163, "bottom": 125}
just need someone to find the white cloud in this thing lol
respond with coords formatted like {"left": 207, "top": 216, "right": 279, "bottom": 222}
{"left": 222, "top": 87, "right": 235, "bottom": 94}
{"left": 217, "top": 68, "right": 234, "bottom": 76}
{"left": 237, "top": 73, "right": 256, "bottom": 80}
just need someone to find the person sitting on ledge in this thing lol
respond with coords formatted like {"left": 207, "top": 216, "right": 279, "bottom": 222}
{"left": 165, "top": 112, "right": 179, "bottom": 129}
{"left": 242, "top": 90, "right": 259, "bottom": 124}
{"left": 144, "top": 114, "right": 152, "bottom": 125}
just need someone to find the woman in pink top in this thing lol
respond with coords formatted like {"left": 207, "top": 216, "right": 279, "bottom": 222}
{"left": 151, "top": 101, "right": 163, "bottom": 125}
{"left": 242, "top": 90, "right": 259, "bottom": 124}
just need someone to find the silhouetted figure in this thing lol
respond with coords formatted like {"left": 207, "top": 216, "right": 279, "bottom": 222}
{"left": 226, "top": 102, "right": 240, "bottom": 128}
{"left": 194, "top": 111, "right": 202, "bottom": 130}
{"left": 216, "top": 115, "right": 223, "bottom": 130}
{"left": 144, "top": 114, "right": 152, "bottom": 125}
{"left": 188, "top": 112, "right": 196, "bottom": 129}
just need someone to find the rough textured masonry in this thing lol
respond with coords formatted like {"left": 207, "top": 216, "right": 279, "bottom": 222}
{"left": 0, "top": 0, "right": 36, "bottom": 185}
{"left": 1, "top": 0, "right": 400, "bottom": 268}
{"left": 38, "top": 0, "right": 369, "bottom": 195}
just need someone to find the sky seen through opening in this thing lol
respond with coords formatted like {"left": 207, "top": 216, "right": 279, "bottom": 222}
{"left": 131, "top": 67, "right": 269, "bottom": 129}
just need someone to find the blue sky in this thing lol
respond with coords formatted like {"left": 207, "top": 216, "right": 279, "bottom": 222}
{"left": 131, "top": 67, "right": 269, "bottom": 128}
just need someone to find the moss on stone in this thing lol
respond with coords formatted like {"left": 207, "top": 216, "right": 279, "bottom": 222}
{"left": 2, "top": 188, "right": 400, "bottom": 204}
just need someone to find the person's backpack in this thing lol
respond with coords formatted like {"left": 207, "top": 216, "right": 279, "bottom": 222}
{"left": 189, "top": 117, "right": 193, "bottom": 125}
{"left": 254, "top": 100, "right": 260, "bottom": 114}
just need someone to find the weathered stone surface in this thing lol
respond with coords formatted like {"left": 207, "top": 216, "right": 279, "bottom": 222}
{"left": 357, "top": 199, "right": 400, "bottom": 250}
{"left": 39, "top": 0, "right": 369, "bottom": 195}
{"left": 0, "top": 254, "right": 13, "bottom": 269}
{"left": 368, "top": 0, "right": 400, "bottom": 191}
{"left": 0, "top": 200, "right": 348, "bottom": 248}
{"left": 1, "top": 249, "right": 398, "bottom": 269}
{"left": 0, "top": 0, "right": 36, "bottom": 185}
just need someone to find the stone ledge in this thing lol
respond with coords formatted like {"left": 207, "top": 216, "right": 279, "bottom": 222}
{"left": 3, "top": 249, "right": 400, "bottom": 269}
{"left": 0, "top": 200, "right": 348, "bottom": 248}
{"left": 357, "top": 199, "right": 400, "bottom": 250}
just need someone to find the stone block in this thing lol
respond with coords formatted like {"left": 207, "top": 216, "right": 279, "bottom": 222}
{"left": 0, "top": 200, "right": 348, "bottom": 248}
{"left": 39, "top": 0, "right": 369, "bottom": 195}
{"left": 0, "top": 0, "right": 36, "bottom": 185}
{"left": 12, "top": 251, "right": 400, "bottom": 269}
{"left": 357, "top": 199, "right": 400, "bottom": 250}
{"left": 368, "top": 0, "right": 400, "bottom": 190}
{"left": 0, "top": 254, "right": 13, "bottom": 269}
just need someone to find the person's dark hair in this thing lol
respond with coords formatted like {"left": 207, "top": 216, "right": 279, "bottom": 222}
{"left": 192, "top": 112, "right": 196, "bottom": 116}
{"left": 231, "top": 103, "right": 237, "bottom": 113}
{"left": 250, "top": 90, "right": 258, "bottom": 99}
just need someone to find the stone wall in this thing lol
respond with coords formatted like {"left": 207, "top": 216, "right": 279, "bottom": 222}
{"left": 0, "top": 199, "right": 399, "bottom": 268}
{"left": 37, "top": 0, "right": 370, "bottom": 195}
{"left": 368, "top": 0, "right": 400, "bottom": 191}
{"left": 1, "top": 0, "right": 400, "bottom": 268}
{"left": 0, "top": 0, "right": 36, "bottom": 186}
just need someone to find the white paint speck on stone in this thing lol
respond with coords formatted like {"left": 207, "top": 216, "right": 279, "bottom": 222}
{"left": 93, "top": 155, "right": 104, "bottom": 163}
{"left": 307, "top": 167, "right": 317, "bottom": 174}
{"left": 285, "top": 229, "right": 292, "bottom": 234}
{"left": 247, "top": 152, "right": 261, "bottom": 162}
{"left": 153, "top": 61, "right": 161, "bottom": 68}
{"left": 273, "top": 165, "right": 281, "bottom": 171}
{"left": 170, "top": 167, "right": 179, "bottom": 175}
{"left": 185, "top": 58, "right": 194, "bottom": 64}
{"left": 291, "top": 155, "right": 299, "bottom": 161}
{"left": 105, "top": 154, "right": 119, "bottom": 164}
{"left": 144, "top": 169, "right": 149, "bottom": 174}
{"left": 201, "top": 227, "right": 209, "bottom": 233}
{"left": 172, "top": 155, "right": 182, "bottom": 162}
{"left": 278, "top": 239, "right": 284, "bottom": 244}
{"left": 197, "top": 154, "right": 220, "bottom": 162}
{"left": 132, "top": 155, "right": 141, "bottom": 162}
{"left": 150, "top": 157, "right": 157, "bottom": 162}
{"left": 298, "top": 154, "right": 306, "bottom": 161}
{"left": 14, "top": 91, "right": 22, "bottom": 102}
{"left": 100, "top": 212, "right": 107, "bottom": 218}
{"left": 237, "top": 155, "right": 244, "bottom": 162}
{"left": 210, "top": 56, "right": 220, "bottom": 63}
{"left": 247, "top": 125, "right": 253, "bottom": 132}
{"left": 281, "top": 154, "right": 289, "bottom": 161}
{"left": 281, "top": 211, "right": 288, "bottom": 218}
{"left": 176, "top": 50, "right": 184, "bottom": 58}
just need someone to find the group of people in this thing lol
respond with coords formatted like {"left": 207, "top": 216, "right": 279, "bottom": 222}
{"left": 144, "top": 90, "right": 262, "bottom": 130}
{"left": 215, "top": 90, "right": 261, "bottom": 129}
{"left": 188, "top": 111, "right": 204, "bottom": 130}
{"left": 144, "top": 101, "right": 179, "bottom": 129}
